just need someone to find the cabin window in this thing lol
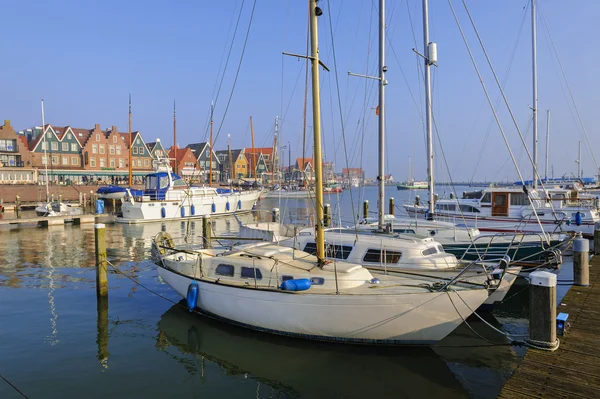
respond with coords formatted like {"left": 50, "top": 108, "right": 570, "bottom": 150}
{"left": 241, "top": 267, "right": 263, "bottom": 280}
{"left": 215, "top": 264, "right": 235, "bottom": 277}
{"left": 303, "top": 242, "right": 352, "bottom": 259}
{"left": 393, "top": 229, "right": 416, "bottom": 234}
{"left": 459, "top": 204, "right": 480, "bottom": 213}
{"left": 281, "top": 275, "right": 294, "bottom": 282}
{"left": 363, "top": 249, "right": 402, "bottom": 264}
{"left": 303, "top": 242, "right": 317, "bottom": 255}
{"left": 437, "top": 245, "right": 444, "bottom": 253}
{"left": 510, "top": 193, "right": 529, "bottom": 206}
{"left": 481, "top": 193, "right": 491, "bottom": 203}
{"left": 160, "top": 176, "right": 170, "bottom": 189}
{"left": 422, "top": 247, "right": 437, "bottom": 256}
{"left": 436, "top": 203, "right": 456, "bottom": 211}
{"left": 310, "top": 277, "right": 325, "bottom": 285}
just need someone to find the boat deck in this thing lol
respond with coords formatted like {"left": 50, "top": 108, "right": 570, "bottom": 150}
{"left": 498, "top": 254, "right": 600, "bottom": 398}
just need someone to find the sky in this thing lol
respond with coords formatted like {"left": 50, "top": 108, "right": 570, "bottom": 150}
{"left": 1, "top": 0, "right": 599, "bottom": 182}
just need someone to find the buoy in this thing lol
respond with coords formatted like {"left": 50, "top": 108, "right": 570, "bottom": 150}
{"left": 211, "top": 203, "right": 216, "bottom": 213}
{"left": 226, "top": 202, "right": 230, "bottom": 211}
{"left": 238, "top": 200, "right": 242, "bottom": 210}
{"left": 191, "top": 204, "right": 195, "bottom": 216}
{"left": 186, "top": 281, "right": 199, "bottom": 311}
{"left": 180, "top": 207, "right": 185, "bottom": 217}
{"left": 161, "top": 207, "right": 166, "bottom": 218}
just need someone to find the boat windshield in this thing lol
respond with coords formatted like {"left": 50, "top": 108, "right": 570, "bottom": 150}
{"left": 146, "top": 175, "right": 158, "bottom": 190}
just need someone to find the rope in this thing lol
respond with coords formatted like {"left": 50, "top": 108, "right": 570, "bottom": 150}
{"left": 0, "top": 373, "right": 30, "bottom": 398}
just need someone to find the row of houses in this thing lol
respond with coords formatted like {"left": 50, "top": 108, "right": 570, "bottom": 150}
{"left": 0, "top": 119, "right": 330, "bottom": 185}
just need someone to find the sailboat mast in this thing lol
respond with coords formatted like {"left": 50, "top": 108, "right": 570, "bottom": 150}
{"left": 545, "top": 109, "right": 550, "bottom": 181}
{"left": 309, "top": 0, "right": 325, "bottom": 264}
{"left": 273, "top": 116, "right": 278, "bottom": 185}
{"left": 377, "top": 0, "right": 386, "bottom": 230}
{"left": 422, "top": 0, "right": 435, "bottom": 219}
{"left": 173, "top": 99, "right": 177, "bottom": 174}
{"left": 41, "top": 99, "right": 49, "bottom": 201}
{"left": 128, "top": 93, "right": 133, "bottom": 186}
{"left": 228, "top": 134, "right": 233, "bottom": 181}
{"left": 250, "top": 116, "right": 256, "bottom": 182}
{"left": 209, "top": 103, "right": 214, "bottom": 185}
{"left": 532, "top": 0, "right": 539, "bottom": 189}
{"left": 578, "top": 141, "right": 582, "bottom": 179}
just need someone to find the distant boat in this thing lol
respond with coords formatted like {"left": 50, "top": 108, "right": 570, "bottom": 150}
{"left": 397, "top": 180, "right": 428, "bottom": 190}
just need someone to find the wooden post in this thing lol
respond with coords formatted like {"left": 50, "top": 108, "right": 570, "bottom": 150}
{"left": 91, "top": 192, "right": 96, "bottom": 215}
{"left": 528, "top": 271, "right": 557, "bottom": 349}
{"left": 112, "top": 198, "right": 116, "bottom": 215}
{"left": 573, "top": 235, "right": 590, "bottom": 286}
{"left": 202, "top": 216, "right": 212, "bottom": 248}
{"left": 594, "top": 222, "right": 600, "bottom": 255}
{"left": 323, "top": 203, "right": 331, "bottom": 227}
{"left": 79, "top": 192, "right": 83, "bottom": 206}
{"left": 95, "top": 223, "right": 108, "bottom": 297}
{"left": 389, "top": 197, "right": 395, "bottom": 217}
{"left": 59, "top": 194, "right": 62, "bottom": 204}
{"left": 272, "top": 207, "right": 280, "bottom": 222}
{"left": 83, "top": 193, "right": 87, "bottom": 213}
{"left": 363, "top": 200, "right": 369, "bottom": 219}
{"left": 15, "top": 195, "right": 21, "bottom": 219}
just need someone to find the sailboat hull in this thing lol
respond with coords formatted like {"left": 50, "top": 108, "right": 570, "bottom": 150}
{"left": 157, "top": 264, "right": 489, "bottom": 345}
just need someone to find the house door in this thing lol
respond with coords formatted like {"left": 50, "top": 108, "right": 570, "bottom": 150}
{"left": 491, "top": 193, "right": 509, "bottom": 217}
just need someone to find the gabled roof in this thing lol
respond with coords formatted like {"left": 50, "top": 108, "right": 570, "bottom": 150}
{"left": 187, "top": 142, "right": 220, "bottom": 164}
{"left": 296, "top": 157, "right": 313, "bottom": 170}
{"left": 30, "top": 124, "right": 59, "bottom": 152}
{"left": 215, "top": 149, "right": 243, "bottom": 167}
{"left": 167, "top": 145, "right": 196, "bottom": 163}
{"left": 247, "top": 152, "right": 268, "bottom": 174}
{"left": 244, "top": 147, "right": 274, "bottom": 156}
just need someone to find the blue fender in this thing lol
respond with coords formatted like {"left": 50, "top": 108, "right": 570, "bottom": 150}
{"left": 180, "top": 207, "right": 185, "bottom": 217}
{"left": 190, "top": 204, "right": 195, "bottom": 216}
{"left": 211, "top": 203, "right": 216, "bottom": 213}
{"left": 161, "top": 207, "right": 166, "bottom": 218}
{"left": 226, "top": 202, "right": 230, "bottom": 211}
{"left": 237, "top": 200, "right": 242, "bottom": 210}
{"left": 186, "top": 281, "right": 199, "bottom": 311}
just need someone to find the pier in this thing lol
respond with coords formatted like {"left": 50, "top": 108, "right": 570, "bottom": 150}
{"left": 0, "top": 214, "right": 114, "bottom": 227}
{"left": 498, "top": 254, "right": 600, "bottom": 398}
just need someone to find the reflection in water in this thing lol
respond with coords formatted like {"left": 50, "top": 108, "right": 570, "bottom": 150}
{"left": 96, "top": 296, "right": 109, "bottom": 369}
{"left": 156, "top": 304, "right": 468, "bottom": 399}
{"left": 45, "top": 227, "right": 60, "bottom": 346}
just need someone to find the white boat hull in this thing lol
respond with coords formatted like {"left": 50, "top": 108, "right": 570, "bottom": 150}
{"left": 158, "top": 264, "right": 489, "bottom": 344}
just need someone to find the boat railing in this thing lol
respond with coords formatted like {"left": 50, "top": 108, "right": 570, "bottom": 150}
{"left": 438, "top": 254, "right": 511, "bottom": 292}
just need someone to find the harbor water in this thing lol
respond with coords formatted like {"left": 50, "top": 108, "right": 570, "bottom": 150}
{"left": 0, "top": 186, "right": 575, "bottom": 398}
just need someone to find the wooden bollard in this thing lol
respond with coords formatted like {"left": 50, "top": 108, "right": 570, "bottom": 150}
{"left": 79, "top": 192, "right": 83, "bottom": 205}
{"left": 59, "top": 194, "right": 62, "bottom": 204}
{"left": 594, "top": 222, "right": 600, "bottom": 255}
{"left": 573, "top": 235, "right": 590, "bottom": 286}
{"left": 363, "top": 200, "right": 369, "bottom": 220}
{"left": 389, "top": 197, "right": 395, "bottom": 217}
{"left": 95, "top": 223, "right": 108, "bottom": 297}
{"left": 202, "top": 216, "right": 212, "bottom": 248}
{"left": 323, "top": 203, "right": 331, "bottom": 227}
{"left": 112, "top": 198, "right": 116, "bottom": 215}
{"left": 272, "top": 207, "right": 280, "bottom": 222}
{"left": 15, "top": 195, "right": 21, "bottom": 219}
{"left": 83, "top": 193, "right": 87, "bottom": 213}
{"left": 528, "top": 271, "right": 558, "bottom": 349}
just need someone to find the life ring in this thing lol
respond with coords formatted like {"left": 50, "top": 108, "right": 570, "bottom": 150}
{"left": 154, "top": 231, "right": 175, "bottom": 255}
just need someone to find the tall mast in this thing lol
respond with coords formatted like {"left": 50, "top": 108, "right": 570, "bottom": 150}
{"left": 41, "top": 99, "right": 49, "bottom": 201}
{"left": 577, "top": 141, "right": 582, "bottom": 178}
{"left": 173, "top": 99, "right": 177, "bottom": 174}
{"left": 273, "top": 116, "right": 278, "bottom": 185}
{"left": 309, "top": 0, "right": 325, "bottom": 264}
{"left": 128, "top": 93, "right": 132, "bottom": 186}
{"left": 250, "top": 116, "right": 256, "bottom": 182}
{"left": 545, "top": 109, "right": 550, "bottom": 181}
{"left": 423, "top": 0, "right": 435, "bottom": 219}
{"left": 532, "top": 0, "right": 539, "bottom": 189}
{"left": 209, "top": 102, "right": 214, "bottom": 185}
{"left": 376, "top": 0, "right": 386, "bottom": 230}
{"left": 227, "top": 134, "right": 233, "bottom": 181}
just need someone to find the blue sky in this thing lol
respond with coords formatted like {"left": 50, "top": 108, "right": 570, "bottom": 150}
{"left": 1, "top": 0, "right": 598, "bottom": 181}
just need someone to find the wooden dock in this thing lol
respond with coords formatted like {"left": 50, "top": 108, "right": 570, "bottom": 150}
{"left": 0, "top": 214, "right": 115, "bottom": 227}
{"left": 498, "top": 255, "right": 600, "bottom": 398}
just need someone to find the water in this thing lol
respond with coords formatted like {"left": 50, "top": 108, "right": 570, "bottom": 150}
{"left": 0, "top": 187, "right": 574, "bottom": 398}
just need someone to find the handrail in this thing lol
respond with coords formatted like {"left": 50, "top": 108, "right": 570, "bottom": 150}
{"left": 438, "top": 254, "right": 511, "bottom": 292}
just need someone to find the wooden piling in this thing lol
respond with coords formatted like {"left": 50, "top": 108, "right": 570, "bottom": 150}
{"left": 15, "top": 195, "right": 21, "bottom": 219}
{"left": 389, "top": 197, "right": 395, "bottom": 217}
{"left": 202, "top": 216, "right": 212, "bottom": 248}
{"left": 95, "top": 223, "right": 108, "bottom": 297}
{"left": 59, "top": 194, "right": 62, "bottom": 204}
{"left": 323, "top": 203, "right": 331, "bottom": 227}
{"left": 112, "top": 198, "right": 116, "bottom": 215}
{"left": 83, "top": 193, "right": 87, "bottom": 213}
{"left": 527, "top": 271, "right": 557, "bottom": 349}
{"left": 79, "top": 192, "right": 83, "bottom": 206}
{"left": 272, "top": 207, "right": 280, "bottom": 223}
{"left": 573, "top": 235, "right": 590, "bottom": 286}
{"left": 96, "top": 295, "right": 109, "bottom": 368}
{"left": 594, "top": 222, "right": 600, "bottom": 255}
{"left": 363, "top": 200, "right": 369, "bottom": 219}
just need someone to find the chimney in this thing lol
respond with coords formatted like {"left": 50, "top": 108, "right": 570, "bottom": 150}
{"left": 3, "top": 120, "right": 10, "bottom": 127}
{"left": 111, "top": 125, "right": 118, "bottom": 132}
{"left": 94, "top": 123, "right": 100, "bottom": 130}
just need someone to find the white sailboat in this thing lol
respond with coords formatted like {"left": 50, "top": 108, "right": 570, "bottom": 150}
{"left": 152, "top": 1, "right": 491, "bottom": 345}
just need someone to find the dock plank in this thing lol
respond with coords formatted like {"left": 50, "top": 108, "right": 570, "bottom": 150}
{"left": 498, "top": 253, "right": 600, "bottom": 398}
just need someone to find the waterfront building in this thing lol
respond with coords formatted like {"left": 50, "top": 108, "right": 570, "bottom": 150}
{"left": 216, "top": 149, "right": 247, "bottom": 181}
{"left": 187, "top": 142, "right": 220, "bottom": 183}
{"left": 167, "top": 146, "right": 200, "bottom": 181}
{"left": 0, "top": 120, "right": 36, "bottom": 183}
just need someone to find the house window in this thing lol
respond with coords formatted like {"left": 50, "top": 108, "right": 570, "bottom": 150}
{"left": 137, "top": 159, "right": 142, "bottom": 166}
{"left": 92, "top": 144, "right": 98, "bottom": 154}
{"left": 116, "top": 146, "right": 121, "bottom": 155}
{"left": 71, "top": 143, "right": 78, "bottom": 152}
{"left": 362, "top": 249, "right": 402, "bottom": 264}
{"left": 109, "top": 159, "right": 115, "bottom": 168}
{"left": 241, "top": 267, "right": 263, "bottom": 280}
{"left": 119, "top": 159, "right": 124, "bottom": 168}
{"left": 41, "top": 156, "right": 48, "bottom": 165}
{"left": 99, "top": 145, "right": 105, "bottom": 154}
{"left": 62, "top": 156, "right": 69, "bottom": 165}
{"left": 113, "top": 135, "right": 117, "bottom": 143}
{"left": 100, "top": 158, "right": 105, "bottom": 167}
{"left": 133, "top": 146, "right": 138, "bottom": 155}
{"left": 90, "top": 158, "right": 96, "bottom": 167}
{"left": 62, "top": 142, "right": 69, "bottom": 152}
{"left": 51, "top": 156, "right": 58, "bottom": 165}
{"left": 109, "top": 145, "right": 115, "bottom": 155}
{"left": 96, "top": 134, "right": 100, "bottom": 141}
{"left": 144, "top": 159, "right": 149, "bottom": 167}
{"left": 51, "top": 142, "right": 58, "bottom": 151}
{"left": 71, "top": 157, "right": 79, "bottom": 165}
{"left": 215, "top": 264, "right": 234, "bottom": 277}
{"left": 47, "top": 131, "right": 52, "bottom": 138}
{"left": 66, "top": 133, "right": 70, "bottom": 139}
{"left": 41, "top": 142, "right": 47, "bottom": 151}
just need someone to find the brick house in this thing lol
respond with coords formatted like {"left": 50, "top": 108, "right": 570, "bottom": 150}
{"left": 167, "top": 146, "right": 199, "bottom": 180}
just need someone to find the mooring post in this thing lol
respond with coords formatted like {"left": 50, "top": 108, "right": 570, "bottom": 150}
{"left": 15, "top": 195, "right": 21, "bottom": 219}
{"left": 202, "top": 216, "right": 212, "bottom": 248}
{"left": 82, "top": 193, "right": 87, "bottom": 213}
{"left": 272, "top": 207, "right": 280, "bottom": 223}
{"left": 112, "top": 198, "right": 116, "bottom": 215}
{"left": 323, "top": 203, "right": 331, "bottom": 227}
{"left": 528, "top": 270, "right": 557, "bottom": 349}
{"left": 79, "top": 192, "right": 83, "bottom": 206}
{"left": 59, "top": 194, "right": 62, "bottom": 204}
{"left": 573, "top": 233, "right": 590, "bottom": 286}
{"left": 363, "top": 200, "right": 369, "bottom": 219}
{"left": 95, "top": 223, "right": 108, "bottom": 297}
{"left": 96, "top": 295, "right": 109, "bottom": 368}
{"left": 594, "top": 222, "right": 600, "bottom": 255}
{"left": 389, "top": 197, "right": 395, "bottom": 217}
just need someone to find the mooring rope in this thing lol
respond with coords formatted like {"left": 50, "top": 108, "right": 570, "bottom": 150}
{"left": 0, "top": 372, "right": 30, "bottom": 398}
